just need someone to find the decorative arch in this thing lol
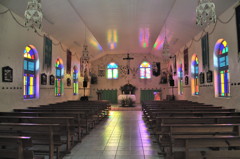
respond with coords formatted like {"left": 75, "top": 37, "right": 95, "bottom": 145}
{"left": 107, "top": 62, "right": 118, "bottom": 79}
{"left": 55, "top": 58, "right": 64, "bottom": 96}
{"left": 178, "top": 63, "right": 183, "bottom": 95}
{"left": 140, "top": 61, "right": 151, "bottom": 79}
{"left": 73, "top": 65, "right": 78, "bottom": 95}
{"left": 213, "top": 39, "right": 230, "bottom": 97}
{"left": 191, "top": 54, "right": 199, "bottom": 95}
{"left": 23, "top": 45, "right": 39, "bottom": 99}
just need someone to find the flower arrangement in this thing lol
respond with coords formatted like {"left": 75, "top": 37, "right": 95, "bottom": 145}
{"left": 121, "top": 97, "right": 134, "bottom": 107}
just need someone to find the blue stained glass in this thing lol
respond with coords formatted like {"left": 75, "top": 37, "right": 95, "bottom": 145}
{"left": 225, "top": 71, "right": 229, "bottom": 94}
{"left": 28, "top": 61, "right": 35, "bottom": 71}
{"left": 29, "top": 49, "right": 34, "bottom": 56}
{"left": 220, "top": 57, "right": 225, "bottom": 62}
{"left": 107, "top": 63, "right": 118, "bottom": 69}
{"left": 219, "top": 44, "right": 224, "bottom": 52}
{"left": 56, "top": 69, "right": 61, "bottom": 78}
{"left": 24, "top": 60, "right": 28, "bottom": 70}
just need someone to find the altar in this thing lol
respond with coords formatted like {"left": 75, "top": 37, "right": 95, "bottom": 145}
{"left": 119, "top": 83, "right": 137, "bottom": 104}
{"left": 118, "top": 94, "right": 136, "bottom": 103}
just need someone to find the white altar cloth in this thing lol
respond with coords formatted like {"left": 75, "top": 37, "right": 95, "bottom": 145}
{"left": 118, "top": 95, "right": 136, "bottom": 103}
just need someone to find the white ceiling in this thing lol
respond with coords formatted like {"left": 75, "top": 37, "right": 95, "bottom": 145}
{"left": 0, "top": 0, "right": 238, "bottom": 60}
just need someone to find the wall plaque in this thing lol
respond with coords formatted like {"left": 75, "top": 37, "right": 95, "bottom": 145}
{"left": 41, "top": 73, "right": 47, "bottom": 85}
{"left": 200, "top": 72, "right": 205, "bottom": 84}
{"left": 2, "top": 66, "right": 13, "bottom": 82}
{"left": 207, "top": 70, "right": 213, "bottom": 83}
{"left": 185, "top": 76, "right": 189, "bottom": 85}
{"left": 49, "top": 75, "right": 55, "bottom": 85}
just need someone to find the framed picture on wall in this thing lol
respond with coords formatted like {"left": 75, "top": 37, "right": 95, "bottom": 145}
{"left": 207, "top": 70, "right": 213, "bottom": 83}
{"left": 41, "top": 73, "right": 47, "bottom": 85}
{"left": 67, "top": 78, "right": 71, "bottom": 86}
{"left": 185, "top": 76, "right": 189, "bottom": 85}
{"left": 200, "top": 72, "right": 205, "bottom": 84}
{"left": 49, "top": 75, "right": 55, "bottom": 85}
{"left": 2, "top": 66, "right": 13, "bottom": 82}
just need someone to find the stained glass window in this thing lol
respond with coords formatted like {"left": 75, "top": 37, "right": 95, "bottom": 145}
{"left": 55, "top": 58, "right": 64, "bottom": 96}
{"left": 191, "top": 55, "right": 199, "bottom": 95}
{"left": 73, "top": 66, "right": 78, "bottom": 95}
{"left": 107, "top": 63, "right": 118, "bottom": 79}
{"left": 178, "top": 64, "right": 183, "bottom": 95}
{"left": 23, "top": 45, "right": 38, "bottom": 99}
{"left": 217, "top": 40, "right": 230, "bottom": 97}
{"left": 140, "top": 61, "right": 151, "bottom": 79}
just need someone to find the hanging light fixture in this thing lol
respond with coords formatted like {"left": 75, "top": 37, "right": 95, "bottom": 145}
{"left": 24, "top": 0, "right": 43, "bottom": 29}
{"left": 81, "top": 44, "right": 90, "bottom": 61}
{"left": 162, "top": 24, "right": 170, "bottom": 61}
{"left": 196, "top": 0, "right": 216, "bottom": 27}
{"left": 80, "top": 25, "right": 90, "bottom": 79}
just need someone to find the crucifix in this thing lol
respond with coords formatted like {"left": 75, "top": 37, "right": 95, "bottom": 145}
{"left": 123, "top": 53, "right": 134, "bottom": 74}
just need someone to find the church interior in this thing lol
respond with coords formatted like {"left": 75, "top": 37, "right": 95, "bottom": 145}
{"left": 1, "top": 0, "right": 240, "bottom": 158}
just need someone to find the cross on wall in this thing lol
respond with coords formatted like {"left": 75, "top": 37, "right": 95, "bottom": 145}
{"left": 123, "top": 53, "right": 134, "bottom": 75}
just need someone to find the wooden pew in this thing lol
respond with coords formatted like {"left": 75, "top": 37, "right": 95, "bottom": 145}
{"left": 0, "top": 116, "right": 75, "bottom": 154}
{"left": 13, "top": 109, "right": 96, "bottom": 134}
{"left": 164, "top": 135, "right": 240, "bottom": 159}
{"left": 156, "top": 123, "right": 240, "bottom": 143}
{"left": 151, "top": 111, "right": 240, "bottom": 118}
{"left": 156, "top": 116, "right": 240, "bottom": 125}
{"left": 0, "top": 123, "right": 61, "bottom": 159}
{"left": 0, "top": 135, "right": 33, "bottom": 159}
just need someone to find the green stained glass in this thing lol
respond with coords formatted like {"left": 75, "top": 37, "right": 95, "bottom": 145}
{"left": 113, "top": 69, "right": 118, "bottom": 79}
{"left": 107, "top": 69, "right": 113, "bottom": 79}
{"left": 222, "top": 48, "right": 226, "bottom": 54}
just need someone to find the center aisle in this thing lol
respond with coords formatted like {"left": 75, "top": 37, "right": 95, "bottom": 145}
{"left": 63, "top": 111, "right": 163, "bottom": 159}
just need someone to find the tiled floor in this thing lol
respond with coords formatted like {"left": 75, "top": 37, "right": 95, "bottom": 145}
{"left": 63, "top": 111, "right": 163, "bottom": 159}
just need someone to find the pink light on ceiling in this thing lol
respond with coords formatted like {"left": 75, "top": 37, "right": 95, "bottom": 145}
{"left": 139, "top": 28, "right": 150, "bottom": 48}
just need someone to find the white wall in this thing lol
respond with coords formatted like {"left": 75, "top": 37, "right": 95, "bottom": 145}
{"left": 89, "top": 53, "right": 168, "bottom": 103}
{"left": 172, "top": 2, "right": 240, "bottom": 111}
{"left": 0, "top": 4, "right": 86, "bottom": 112}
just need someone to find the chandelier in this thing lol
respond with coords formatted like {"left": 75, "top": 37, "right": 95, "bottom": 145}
{"left": 162, "top": 23, "right": 170, "bottom": 62}
{"left": 162, "top": 36, "right": 170, "bottom": 60}
{"left": 196, "top": 0, "right": 216, "bottom": 27}
{"left": 24, "top": 0, "right": 43, "bottom": 29}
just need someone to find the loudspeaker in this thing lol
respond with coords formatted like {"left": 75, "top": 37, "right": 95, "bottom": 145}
{"left": 169, "top": 79, "right": 174, "bottom": 86}
{"left": 83, "top": 81, "right": 88, "bottom": 87}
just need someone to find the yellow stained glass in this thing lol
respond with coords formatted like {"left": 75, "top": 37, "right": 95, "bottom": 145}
{"left": 141, "top": 62, "right": 150, "bottom": 68}
{"left": 25, "top": 46, "right": 31, "bottom": 52}
{"left": 30, "top": 77, "right": 33, "bottom": 85}
{"left": 29, "top": 86, "right": 33, "bottom": 95}
{"left": 221, "top": 73, "right": 224, "bottom": 94}
{"left": 222, "top": 40, "right": 227, "bottom": 47}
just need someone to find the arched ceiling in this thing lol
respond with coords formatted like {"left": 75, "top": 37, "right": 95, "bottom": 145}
{"left": 0, "top": 0, "right": 238, "bottom": 61}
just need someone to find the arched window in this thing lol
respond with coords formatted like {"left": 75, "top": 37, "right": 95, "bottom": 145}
{"left": 23, "top": 45, "right": 39, "bottom": 99}
{"left": 107, "top": 62, "right": 118, "bottom": 79}
{"left": 73, "top": 66, "right": 78, "bottom": 95}
{"left": 140, "top": 61, "right": 151, "bottom": 79}
{"left": 178, "top": 63, "right": 183, "bottom": 95}
{"left": 214, "top": 39, "right": 230, "bottom": 97}
{"left": 55, "top": 58, "right": 64, "bottom": 96}
{"left": 191, "top": 55, "right": 199, "bottom": 95}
